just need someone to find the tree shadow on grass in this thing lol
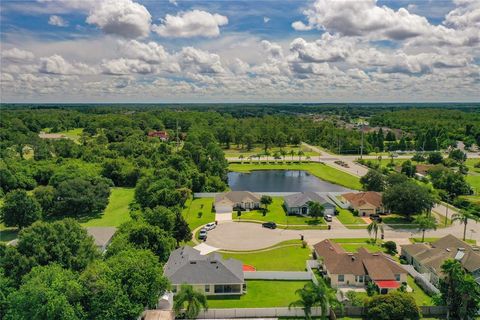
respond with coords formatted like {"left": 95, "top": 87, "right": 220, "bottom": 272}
{"left": 0, "top": 229, "right": 19, "bottom": 242}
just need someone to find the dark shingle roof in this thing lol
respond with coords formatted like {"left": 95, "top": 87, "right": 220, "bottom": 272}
{"left": 164, "top": 246, "right": 244, "bottom": 285}
{"left": 284, "top": 192, "right": 335, "bottom": 208}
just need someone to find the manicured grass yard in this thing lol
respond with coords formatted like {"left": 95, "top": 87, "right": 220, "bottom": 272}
{"left": 331, "top": 238, "right": 388, "bottom": 254}
{"left": 228, "top": 162, "right": 361, "bottom": 190}
{"left": 182, "top": 197, "right": 215, "bottom": 230}
{"left": 407, "top": 275, "right": 434, "bottom": 306}
{"left": 207, "top": 280, "right": 309, "bottom": 308}
{"left": 336, "top": 208, "right": 366, "bottom": 225}
{"left": 221, "top": 243, "right": 311, "bottom": 271}
{"left": 80, "top": 187, "right": 134, "bottom": 227}
{"left": 236, "top": 197, "right": 325, "bottom": 226}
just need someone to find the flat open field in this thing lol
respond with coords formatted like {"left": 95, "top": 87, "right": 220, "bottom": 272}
{"left": 223, "top": 145, "right": 319, "bottom": 158}
{"left": 80, "top": 187, "right": 134, "bottom": 227}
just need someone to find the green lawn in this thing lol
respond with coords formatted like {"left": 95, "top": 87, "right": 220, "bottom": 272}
{"left": 0, "top": 225, "right": 18, "bottom": 243}
{"left": 228, "top": 163, "right": 361, "bottom": 190}
{"left": 58, "top": 128, "right": 83, "bottom": 141}
{"left": 331, "top": 238, "right": 388, "bottom": 254}
{"left": 336, "top": 208, "right": 366, "bottom": 225}
{"left": 207, "top": 280, "right": 309, "bottom": 308}
{"left": 407, "top": 276, "right": 434, "bottom": 306}
{"left": 80, "top": 187, "right": 134, "bottom": 227}
{"left": 221, "top": 243, "right": 311, "bottom": 271}
{"left": 182, "top": 197, "right": 215, "bottom": 230}
{"left": 223, "top": 144, "right": 319, "bottom": 158}
{"left": 236, "top": 197, "right": 325, "bottom": 226}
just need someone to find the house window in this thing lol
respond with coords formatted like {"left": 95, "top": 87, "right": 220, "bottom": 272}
{"left": 395, "top": 274, "right": 400, "bottom": 281}
{"left": 338, "top": 275, "right": 344, "bottom": 282}
{"left": 205, "top": 285, "right": 210, "bottom": 293}
{"left": 356, "top": 275, "right": 364, "bottom": 283}
{"left": 214, "top": 284, "right": 241, "bottom": 294}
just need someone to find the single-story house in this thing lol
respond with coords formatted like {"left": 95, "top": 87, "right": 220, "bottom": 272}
{"left": 8, "top": 227, "right": 117, "bottom": 254}
{"left": 214, "top": 191, "right": 261, "bottom": 214}
{"left": 401, "top": 234, "right": 480, "bottom": 286}
{"left": 86, "top": 227, "right": 117, "bottom": 253}
{"left": 284, "top": 192, "right": 336, "bottom": 216}
{"left": 148, "top": 130, "right": 169, "bottom": 141}
{"left": 314, "top": 239, "right": 407, "bottom": 294}
{"left": 341, "top": 191, "right": 386, "bottom": 216}
{"left": 164, "top": 246, "right": 245, "bottom": 295}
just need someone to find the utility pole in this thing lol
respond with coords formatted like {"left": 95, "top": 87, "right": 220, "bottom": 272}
{"left": 176, "top": 119, "right": 180, "bottom": 152}
{"left": 360, "top": 124, "right": 364, "bottom": 160}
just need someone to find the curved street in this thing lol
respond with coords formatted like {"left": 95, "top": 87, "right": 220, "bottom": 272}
{"left": 204, "top": 220, "right": 480, "bottom": 251}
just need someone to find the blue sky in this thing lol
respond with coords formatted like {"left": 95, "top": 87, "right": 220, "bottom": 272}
{"left": 0, "top": 0, "right": 479, "bottom": 102}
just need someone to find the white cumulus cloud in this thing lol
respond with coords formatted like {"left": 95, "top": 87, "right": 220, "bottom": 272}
{"left": 1, "top": 48, "right": 35, "bottom": 62}
{"left": 86, "top": 0, "right": 152, "bottom": 38}
{"left": 153, "top": 10, "right": 228, "bottom": 38}
{"left": 48, "top": 15, "right": 69, "bottom": 27}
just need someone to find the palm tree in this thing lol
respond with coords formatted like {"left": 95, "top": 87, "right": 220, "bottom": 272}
{"left": 289, "top": 149, "right": 296, "bottom": 162}
{"left": 280, "top": 149, "right": 287, "bottom": 163}
{"left": 414, "top": 214, "right": 437, "bottom": 242}
{"left": 367, "top": 220, "right": 384, "bottom": 243}
{"left": 289, "top": 280, "right": 340, "bottom": 320}
{"left": 452, "top": 209, "right": 480, "bottom": 241}
{"left": 264, "top": 150, "right": 271, "bottom": 163}
{"left": 306, "top": 156, "right": 311, "bottom": 163}
{"left": 298, "top": 150, "right": 305, "bottom": 163}
{"left": 173, "top": 284, "right": 208, "bottom": 319}
{"left": 239, "top": 154, "right": 244, "bottom": 164}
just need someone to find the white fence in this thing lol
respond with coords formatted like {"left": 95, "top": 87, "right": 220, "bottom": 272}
{"left": 244, "top": 271, "right": 311, "bottom": 280}
{"left": 197, "top": 307, "right": 322, "bottom": 319}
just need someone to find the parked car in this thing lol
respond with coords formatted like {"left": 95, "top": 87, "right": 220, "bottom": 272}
{"left": 324, "top": 214, "right": 333, "bottom": 222}
{"left": 370, "top": 214, "right": 383, "bottom": 222}
{"left": 205, "top": 222, "right": 216, "bottom": 231}
{"left": 198, "top": 228, "right": 208, "bottom": 240}
{"left": 262, "top": 222, "right": 277, "bottom": 229}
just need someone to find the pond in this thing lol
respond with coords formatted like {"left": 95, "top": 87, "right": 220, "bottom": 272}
{"left": 227, "top": 170, "right": 351, "bottom": 192}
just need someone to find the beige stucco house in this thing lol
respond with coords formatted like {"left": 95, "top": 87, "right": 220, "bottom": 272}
{"left": 341, "top": 191, "right": 386, "bottom": 216}
{"left": 214, "top": 191, "right": 261, "bottom": 214}
{"left": 314, "top": 239, "right": 407, "bottom": 294}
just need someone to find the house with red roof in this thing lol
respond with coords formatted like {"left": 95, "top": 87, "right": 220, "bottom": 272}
{"left": 341, "top": 191, "right": 386, "bottom": 216}
{"left": 313, "top": 239, "right": 407, "bottom": 294}
{"left": 148, "top": 130, "right": 169, "bottom": 141}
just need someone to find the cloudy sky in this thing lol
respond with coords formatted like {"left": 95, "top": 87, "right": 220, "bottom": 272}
{"left": 0, "top": 0, "right": 479, "bottom": 103}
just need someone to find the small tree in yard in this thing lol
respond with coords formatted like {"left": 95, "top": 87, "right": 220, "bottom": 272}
{"left": 414, "top": 214, "right": 437, "bottom": 242}
{"left": 307, "top": 201, "right": 324, "bottom": 220}
{"left": 367, "top": 220, "right": 384, "bottom": 243}
{"left": 360, "top": 169, "right": 385, "bottom": 192}
{"left": 382, "top": 241, "right": 397, "bottom": 255}
{"left": 260, "top": 195, "right": 273, "bottom": 212}
{"left": 365, "top": 291, "right": 420, "bottom": 320}
{"left": 174, "top": 284, "right": 208, "bottom": 319}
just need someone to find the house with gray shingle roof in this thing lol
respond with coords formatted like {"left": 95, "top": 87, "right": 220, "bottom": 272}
{"left": 401, "top": 234, "right": 480, "bottom": 286}
{"left": 284, "top": 192, "right": 336, "bottom": 216}
{"left": 164, "top": 246, "right": 245, "bottom": 295}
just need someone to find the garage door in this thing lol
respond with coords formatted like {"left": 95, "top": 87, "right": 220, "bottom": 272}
{"left": 324, "top": 207, "right": 335, "bottom": 215}
{"left": 216, "top": 204, "right": 232, "bottom": 214}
